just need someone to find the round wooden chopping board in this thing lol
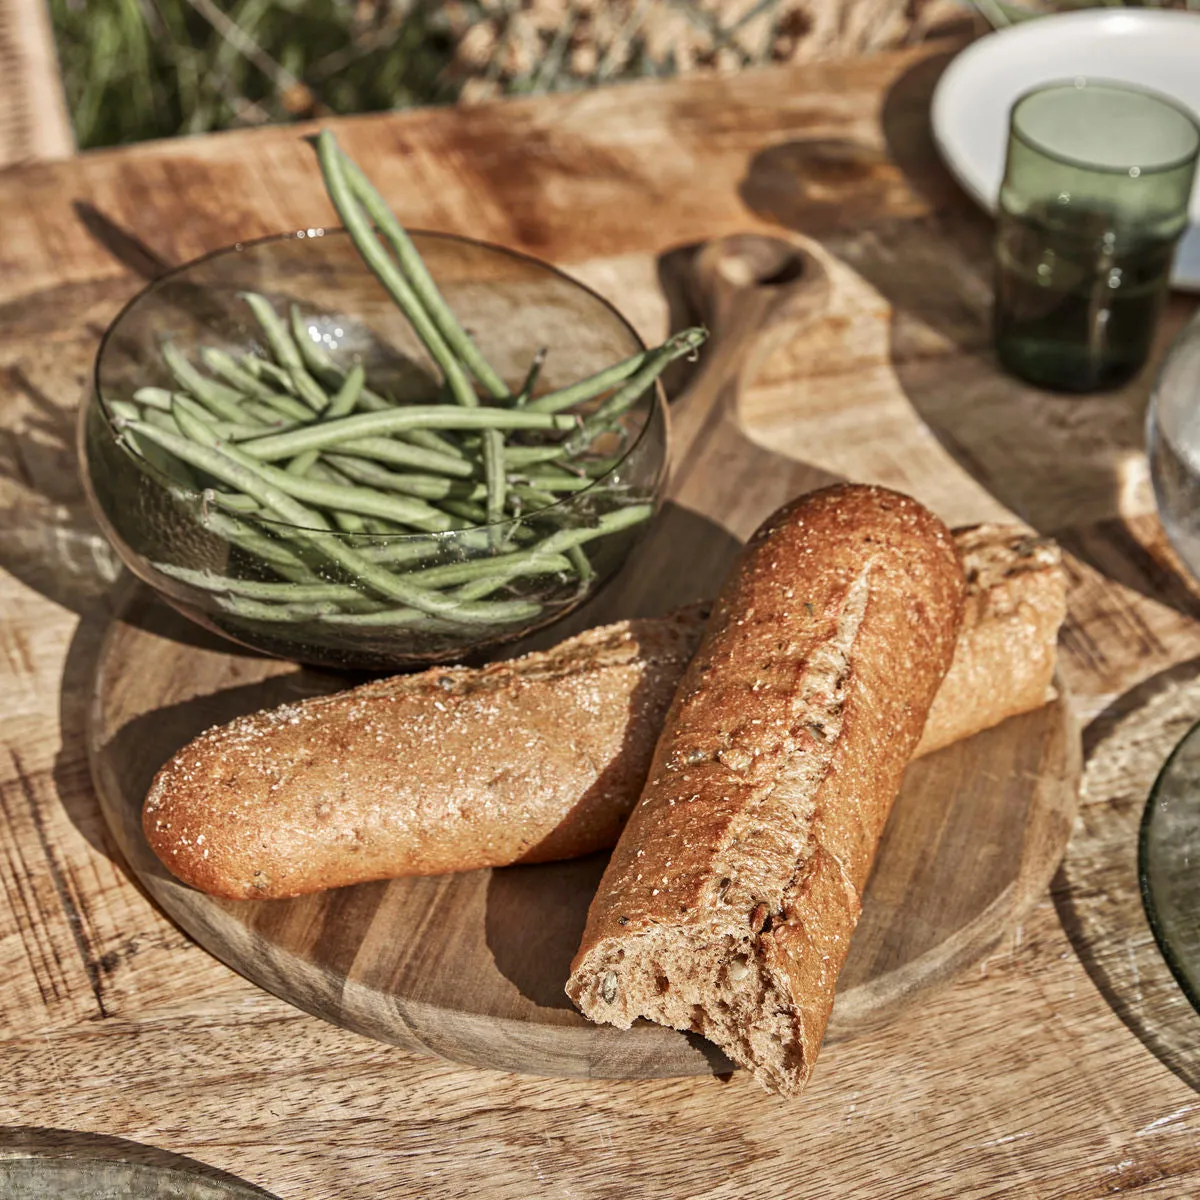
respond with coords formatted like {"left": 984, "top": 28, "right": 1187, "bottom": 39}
{"left": 88, "top": 585, "right": 1080, "bottom": 1079}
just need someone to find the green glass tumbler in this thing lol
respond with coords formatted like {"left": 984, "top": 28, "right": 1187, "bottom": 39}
{"left": 993, "top": 79, "right": 1200, "bottom": 393}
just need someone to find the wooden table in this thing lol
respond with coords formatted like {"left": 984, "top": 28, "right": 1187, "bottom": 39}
{"left": 2, "top": 37, "right": 1199, "bottom": 1199}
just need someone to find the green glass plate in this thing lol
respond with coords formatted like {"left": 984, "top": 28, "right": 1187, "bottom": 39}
{"left": 1140, "top": 718, "right": 1200, "bottom": 1015}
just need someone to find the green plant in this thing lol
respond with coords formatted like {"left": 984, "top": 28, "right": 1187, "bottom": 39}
{"left": 49, "top": 0, "right": 457, "bottom": 149}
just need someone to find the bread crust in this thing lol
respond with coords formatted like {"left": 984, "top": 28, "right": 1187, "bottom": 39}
{"left": 143, "top": 520, "right": 1063, "bottom": 902}
{"left": 143, "top": 610, "right": 700, "bottom": 899}
{"left": 919, "top": 525, "right": 1064, "bottom": 756}
{"left": 565, "top": 484, "right": 966, "bottom": 1094}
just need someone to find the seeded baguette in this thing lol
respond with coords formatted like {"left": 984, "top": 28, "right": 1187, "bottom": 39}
{"left": 143, "top": 519, "right": 1064, "bottom": 900}
{"left": 565, "top": 484, "right": 966, "bottom": 1096}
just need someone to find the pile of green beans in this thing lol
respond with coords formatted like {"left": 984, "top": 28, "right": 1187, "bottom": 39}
{"left": 109, "top": 131, "right": 706, "bottom": 637}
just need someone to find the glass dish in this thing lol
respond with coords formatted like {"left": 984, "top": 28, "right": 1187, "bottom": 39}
{"left": 79, "top": 229, "right": 668, "bottom": 670}
{"left": 1140, "top": 718, "right": 1200, "bottom": 1015}
{"left": 1146, "top": 308, "right": 1200, "bottom": 577}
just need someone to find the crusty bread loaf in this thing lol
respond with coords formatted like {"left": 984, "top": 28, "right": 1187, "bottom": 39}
{"left": 144, "top": 608, "right": 701, "bottom": 899}
{"left": 144, "top": 519, "right": 1065, "bottom": 901}
{"left": 919, "top": 524, "right": 1064, "bottom": 757}
{"left": 565, "top": 484, "right": 965, "bottom": 1096}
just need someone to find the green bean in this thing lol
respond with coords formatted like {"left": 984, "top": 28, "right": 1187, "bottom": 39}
{"left": 288, "top": 302, "right": 350, "bottom": 389}
{"left": 575, "top": 328, "right": 706, "bottom": 442}
{"left": 216, "top": 594, "right": 344, "bottom": 622}
{"left": 357, "top": 539, "right": 450, "bottom": 566}
{"left": 513, "top": 474, "right": 597, "bottom": 493}
{"left": 169, "top": 392, "right": 275, "bottom": 443}
{"left": 132, "top": 386, "right": 174, "bottom": 411}
{"left": 320, "top": 588, "right": 539, "bottom": 628}
{"left": 199, "top": 350, "right": 316, "bottom": 427}
{"left": 280, "top": 368, "right": 365, "bottom": 480}
{"left": 127, "top": 417, "right": 542, "bottom": 623}
{"left": 239, "top": 347, "right": 464, "bottom": 468}
{"left": 336, "top": 139, "right": 511, "bottom": 402}
{"left": 130, "top": 415, "right": 337, "bottom": 535}
{"left": 567, "top": 544, "right": 595, "bottom": 583}
{"left": 241, "top": 292, "right": 331, "bottom": 413}
{"left": 194, "top": 509, "right": 320, "bottom": 581}
{"left": 512, "top": 484, "right": 561, "bottom": 517}
{"left": 524, "top": 348, "right": 649, "bottom": 413}
{"left": 113, "top": 399, "right": 184, "bottom": 482}
{"left": 482, "top": 427, "right": 506, "bottom": 546}
{"left": 315, "top": 132, "right": 481, "bottom": 409}
{"left": 114, "top": 401, "right": 198, "bottom": 488}
{"left": 327, "top": 363, "right": 365, "bottom": 419}
{"left": 203, "top": 488, "right": 260, "bottom": 514}
{"left": 504, "top": 444, "right": 568, "bottom": 467}
{"left": 155, "top": 563, "right": 361, "bottom": 602}
{"left": 159, "top": 550, "right": 572, "bottom": 602}
{"left": 515, "top": 348, "right": 547, "bottom": 407}
{"left": 438, "top": 498, "right": 490, "bottom": 526}
{"left": 237, "top": 405, "right": 575, "bottom": 462}
{"left": 537, "top": 503, "right": 654, "bottom": 551}
{"left": 403, "top": 427, "right": 471, "bottom": 460}
{"left": 331, "top": 509, "right": 368, "bottom": 534}
{"left": 405, "top": 548, "right": 574, "bottom": 589}
{"left": 286, "top": 449, "right": 320, "bottom": 477}
{"left": 336, "top": 436, "right": 475, "bottom": 478}
{"left": 359, "top": 518, "right": 407, "bottom": 536}
{"left": 325, "top": 454, "right": 479, "bottom": 501}
{"left": 344, "top": 382, "right": 471, "bottom": 461}
{"left": 201, "top": 348, "right": 316, "bottom": 422}
{"left": 288, "top": 302, "right": 342, "bottom": 385}
{"left": 241, "top": 400, "right": 299, "bottom": 427}
{"left": 455, "top": 579, "right": 513, "bottom": 603}
{"left": 178, "top": 409, "right": 474, "bottom": 541}
{"left": 185, "top": 421, "right": 459, "bottom": 534}
{"left": 287, "top": 304, "right": 396, "bottom": 411}
{"left": 241, "top": 356, "right": 298, "bottom": 396}
{"left": 159, "top": 341, "right": 253, "bottom": 425}
{"left": 306, "top": 461, "right": 369, "bottom": 534}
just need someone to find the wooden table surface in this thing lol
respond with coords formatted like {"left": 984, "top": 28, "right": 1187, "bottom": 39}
{"left": 2, "top": 37, "right": 1199, "bottom": 1200}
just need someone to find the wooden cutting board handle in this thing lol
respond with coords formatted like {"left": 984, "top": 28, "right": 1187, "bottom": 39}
{"left": 574, "top": 232, "right": 840, "bottom": 625}
{"left": 663, "top": 233, "right": 839, "bottom": 541}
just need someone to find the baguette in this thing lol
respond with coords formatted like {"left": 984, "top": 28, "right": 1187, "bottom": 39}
{"left": 565, "top": 484, "right": 966, "bottom": 1095}
{"left": 143, "top": 519, "right": 1065, "bottom": 901}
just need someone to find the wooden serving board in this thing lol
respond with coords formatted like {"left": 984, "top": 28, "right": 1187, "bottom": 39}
{"left": 86, "top": 233, "right": 1082, "bottom": 1079}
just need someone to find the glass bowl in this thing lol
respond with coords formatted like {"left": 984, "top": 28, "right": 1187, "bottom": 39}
{"left": 1147, "top": 308, "right": 1200, "bottom": 577}
{"left": 79, "top": 229, "right": 668, "bottom": 670}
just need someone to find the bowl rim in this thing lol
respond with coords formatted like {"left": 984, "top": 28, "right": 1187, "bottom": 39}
{"left": 91, "top": 226, "right": 667, "bottom": 537}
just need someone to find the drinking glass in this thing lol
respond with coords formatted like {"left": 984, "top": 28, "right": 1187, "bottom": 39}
{"left": 994, "top": 79, "right": 1200, "bottom": 393}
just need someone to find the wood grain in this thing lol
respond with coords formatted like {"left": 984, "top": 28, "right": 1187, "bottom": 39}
{"left": 2, "top": 38, "right": 1200, "bottom": 1200}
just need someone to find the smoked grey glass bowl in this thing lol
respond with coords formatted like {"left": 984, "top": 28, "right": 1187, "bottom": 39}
{"left": 79, "top": 229, "right": 668, "bottom": 670}
{"left": 1147, "top": 309, "right": 1200, "bottom": 580}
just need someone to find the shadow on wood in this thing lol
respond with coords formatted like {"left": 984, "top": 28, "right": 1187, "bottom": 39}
{"left": 1054, "top": 657, "right": 1200, "bottom": 1092}
{"left": 737, "top": 52, "right": 1198, "bottom": 617}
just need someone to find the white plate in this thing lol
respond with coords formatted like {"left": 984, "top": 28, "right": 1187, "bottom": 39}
{"left": 931, "top": 9, "right": 1200, "bottom": 291}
